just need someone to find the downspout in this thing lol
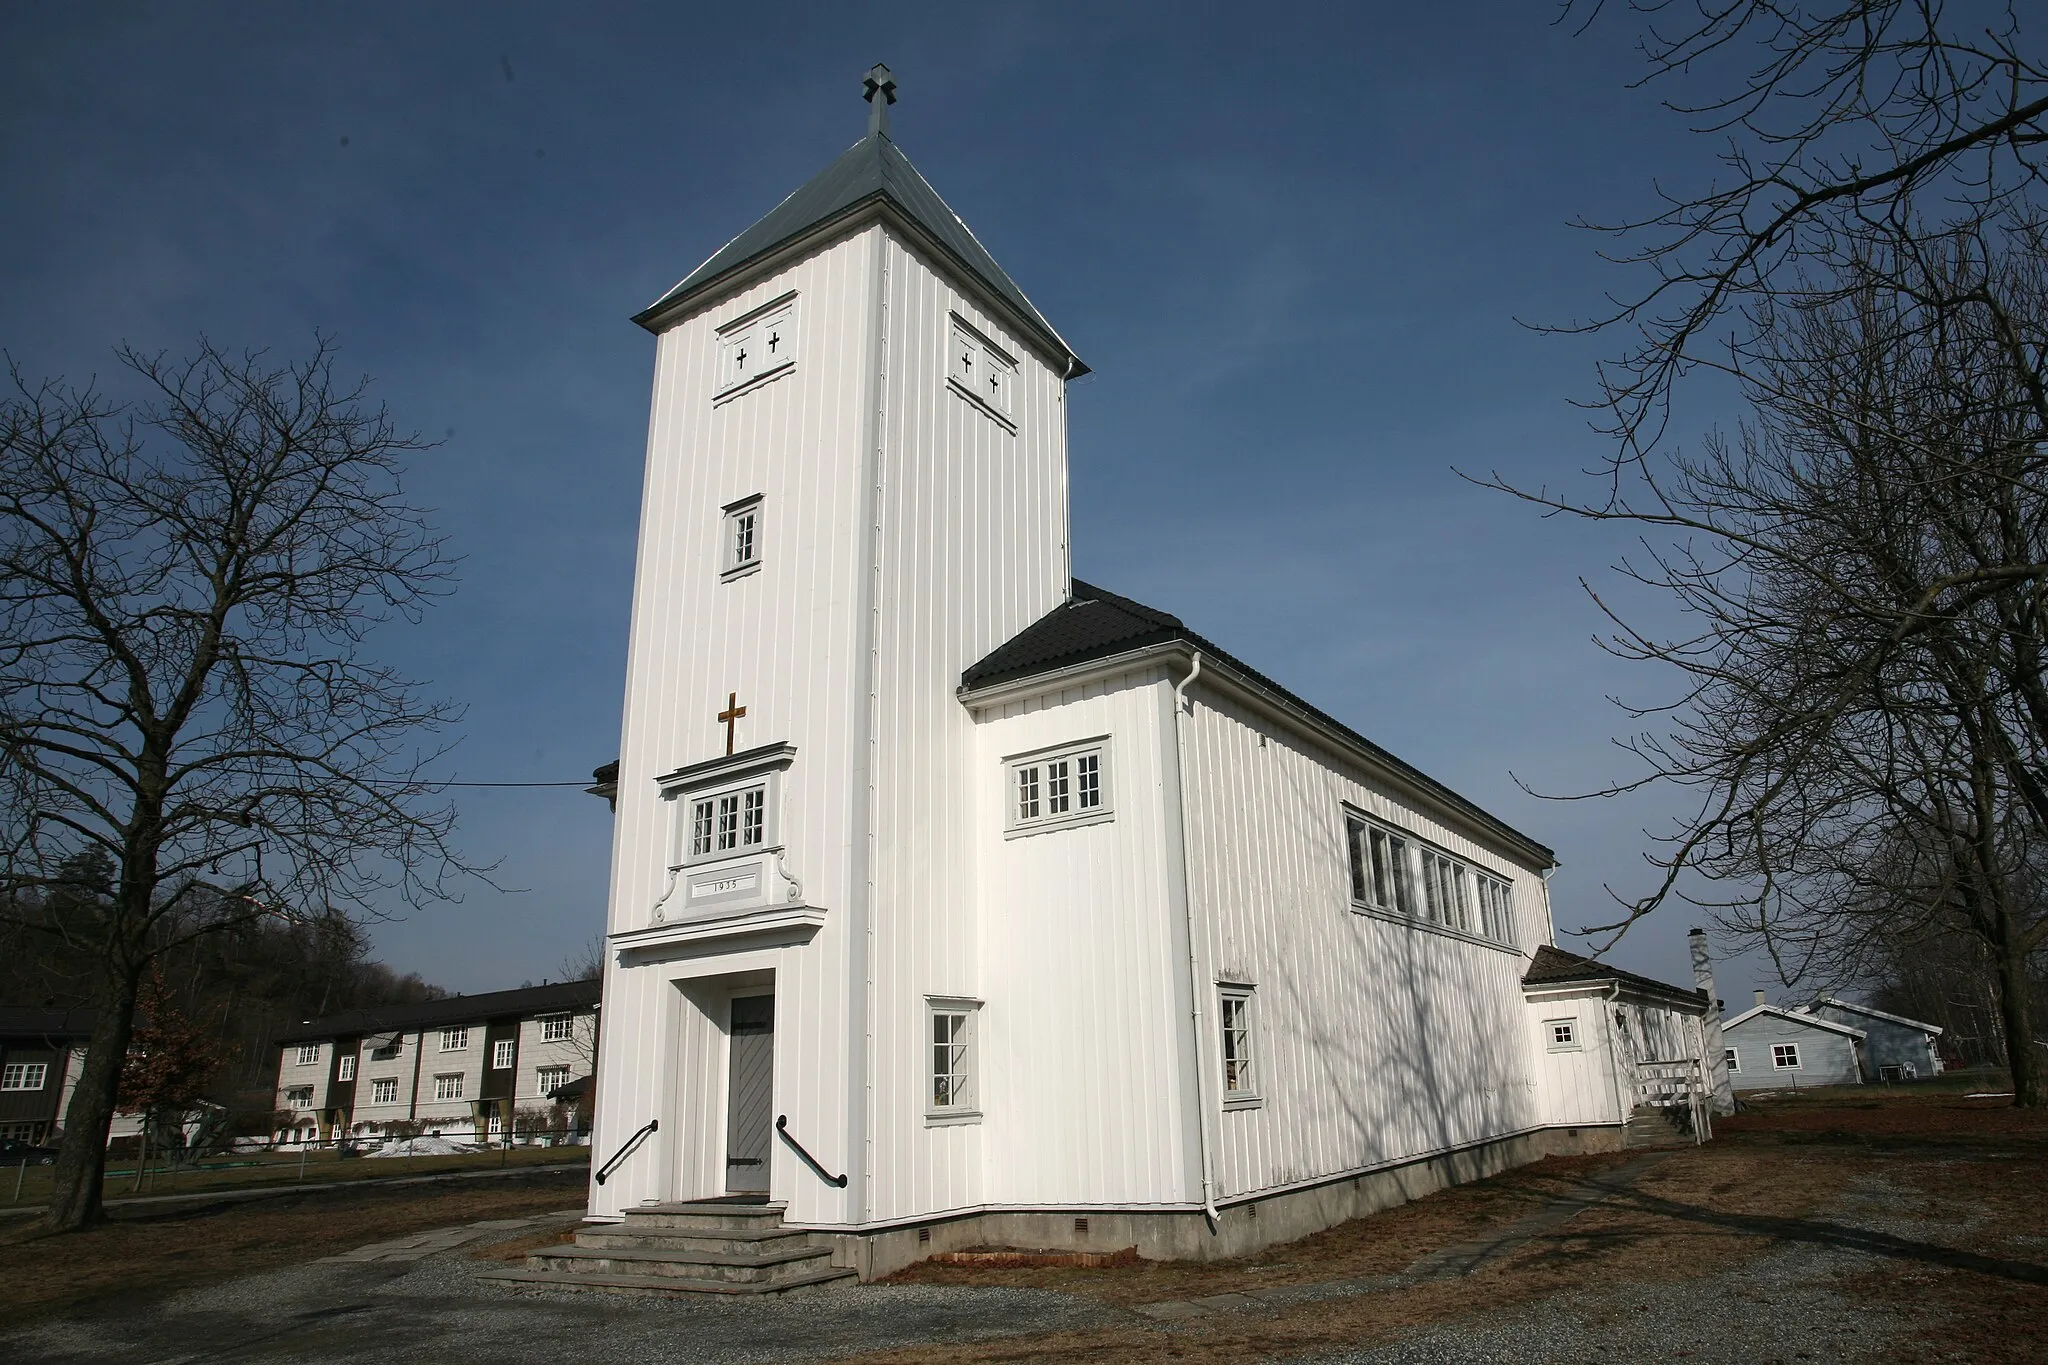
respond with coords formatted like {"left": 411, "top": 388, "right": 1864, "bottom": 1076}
{"left": 1166, "top": 652, "right": 1220, "bottom": 1232}
{"left": 1603, "top": 982, "right": 1629, "bottom": 1127}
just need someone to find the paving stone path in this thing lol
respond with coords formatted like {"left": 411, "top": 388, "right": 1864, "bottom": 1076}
{"left": 319, "top": 1209, "right": 585, "bottom": 1263}
{"left": 1129, "top": 1151, "right": 1675, "bottom": 1323}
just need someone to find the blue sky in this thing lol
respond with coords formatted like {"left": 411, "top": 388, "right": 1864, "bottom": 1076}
{"left": 2, "top": 3, "right": 1789, "bottom": 1003}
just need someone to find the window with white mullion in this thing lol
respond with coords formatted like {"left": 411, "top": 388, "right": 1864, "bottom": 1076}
{"left": 1346, "top": 812, "right": 1516, "bottom": 946}
{"left": 1006, "top": 741, "right": 1111, "bottom": 834}
{"left": 1218, "top": 986, "right": 1259, "bottom": 1105}
{"left": 687, "top": 782, "right": 769, "bottom": 862}
{"left": 926, "top": 999, "right": 980, "bottom": 1118}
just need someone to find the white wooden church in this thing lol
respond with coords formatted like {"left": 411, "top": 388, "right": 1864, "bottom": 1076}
{"left": 574, "top": 70, "right": 1725, "bottom": 1286}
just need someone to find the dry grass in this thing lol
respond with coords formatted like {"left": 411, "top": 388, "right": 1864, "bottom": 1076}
{"left": 0, "top": 1169, "right": 586, "bottom": 1323}
{"left": 845, "top": 1091, "right": 2048, "bottom": 1365}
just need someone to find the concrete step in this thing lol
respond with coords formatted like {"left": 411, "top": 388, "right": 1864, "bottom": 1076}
{"left": 533, "top": 1241, "right": 836, "bottom": 1285}
{"left": 479, "top": 1263, "right": 858, "bottom": 1298}
{"left": 619, "top": 1200, "right": 788, "bottom": 1231}
{"left": 574, "top": 1225, "right": 814, "bottom": 1256}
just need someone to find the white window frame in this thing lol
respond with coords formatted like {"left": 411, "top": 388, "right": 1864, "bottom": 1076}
{"left": 285, "top": 1085, "right": 314, "bottom": 1110}
{"left": 1772, "top": 1043, "right": 1802, "bottom": 1070}
{"left": 1545, "top": 1018, "right": 1580, "bottom": 1052}
{"left": 1004, "top": 738, "right": 1112, "bottom": 837}
{"left": 370, "top": 1077, "right": 399, "bottom": 1105}
{"left": 369, "top": 1035, "right": 402, "bottom": 1061}
{"left": 1, "top": 1062, "right": 49, "bottom": 1092}
{"left": 295, "top": 1044, "right": 320, "bottom": 1067}
{"left": 685, "top": 781, "right": 772, "bottom": 863}
{"left": 947, "top": 314, "right": 1018, "bottom": 428}
{"left": 924, "top": 996, "right": 982, "bottom": 1124}
{"left": 538, "top": 1014, "right": 574, "bottom": 1044}
{"left": 715, "top": 293, "right": 798, "bottom": 399}
{"left": 536, "top": 1064, "right": 573, "bottom": 1098}
{"left": 721, "top": 494, "right": 764, "bottom": 580}
{"left": 1725, "top": 1047, "right": 1741, "bottom": 1074}
{"left": 1218, "top": 985, "right": 1261, "bottom": 1108}
{"left": 337, "top": 1055, "right": 356, "bottom": 1082}
{"left": 440, "top": 1027, "right": 468, "bottom": 1052}
{"left": 433, "top": 1072, "right": 465, "bottom": 1101}
{"left": 492, "top": 1039, "right": 516, "bottom": 1070}
{"left": 1344, "top": 809, "right": 1518, "bottom": 950}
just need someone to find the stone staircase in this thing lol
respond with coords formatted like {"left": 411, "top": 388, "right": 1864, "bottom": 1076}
{"left": 478, "top": 1198, "right": 857, "bottom": 1297}
{"left": 1623, "top": 1103, "right": 1698, "bottom": 1149}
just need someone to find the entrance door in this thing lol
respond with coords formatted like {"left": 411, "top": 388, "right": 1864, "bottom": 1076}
{"left": 724, "top": 995, "right": 774, "bottom": 1194}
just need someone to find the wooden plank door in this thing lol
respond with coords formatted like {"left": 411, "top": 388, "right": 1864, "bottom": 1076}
{"left": 724, "top": 995, "right": 774, "bottom": 1194}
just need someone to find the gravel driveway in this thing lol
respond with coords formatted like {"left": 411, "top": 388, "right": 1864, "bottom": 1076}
{"left": 1, "top": 1248, "right": 1139, "bottom": 1365}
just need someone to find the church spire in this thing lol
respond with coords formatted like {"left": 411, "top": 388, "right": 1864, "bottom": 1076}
{"left": 863, "top": 64, "right": 897, "bottom": 138}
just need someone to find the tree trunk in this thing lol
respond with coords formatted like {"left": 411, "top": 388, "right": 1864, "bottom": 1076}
{"left": 43, "top": 963, "right": 143, "bottom": 1230}
{"left": 1994, "top": 941, "right": 2043, "bottom": 1108}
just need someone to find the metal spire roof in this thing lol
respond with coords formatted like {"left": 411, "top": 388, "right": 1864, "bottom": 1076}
{"left": 633, "top": 121, "right": 1086, "bottom": 374}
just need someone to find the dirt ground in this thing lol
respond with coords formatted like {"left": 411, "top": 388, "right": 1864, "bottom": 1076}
{"left": 854, "top": 1089, "right": 2048, "bottom": 1364}
{"left": 0, "top": 1167, "right": 587, "bottom": 1323}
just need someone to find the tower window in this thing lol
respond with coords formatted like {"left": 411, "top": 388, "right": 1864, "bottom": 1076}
{"left": 1005, "top": 740, "right": 1111, "bottom": 835}
{"left": 722, "top": 495, "right": 764, "bottom": 579}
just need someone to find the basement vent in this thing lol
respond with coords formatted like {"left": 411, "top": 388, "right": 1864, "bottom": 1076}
{"left": 1247, "top": 1203, "right": 1258, "bottom": 1219}
{"left": 1073, "top": 1217, "right": 1088, "bottom": 1234}
{"left": 918, "top": 1227, "right": 931, "bottom": 1244}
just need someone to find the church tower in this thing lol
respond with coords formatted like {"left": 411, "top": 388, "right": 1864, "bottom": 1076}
{"left": 590, "top": 69, "right": 1087, "bottom": 1231}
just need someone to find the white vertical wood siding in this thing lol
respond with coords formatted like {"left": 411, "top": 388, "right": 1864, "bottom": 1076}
{"left": 970, "top": 667, "right": 1198, "bottom": 1210}
{"left": 1524, "top": 991, "right": 1624, "bottom": 1127}
{"left": 1179, "top": 685, "right": 1551, "bottom": 1198}
{"left": 862, "top": 233, "right": 1072, "bottom": 1224}
{"left": 592, "top": 226, "right": 881, "bottom": 1221}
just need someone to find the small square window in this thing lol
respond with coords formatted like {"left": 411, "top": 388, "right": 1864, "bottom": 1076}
{"left": 1219, "top": 986, "right": 1260, "bottom": 1106}
{"left": 722, "top": 495, "right": 764, "bottom": 578}
{"left": 539, "top": 1014, "right": 574, "bottom": 1044}
{"left": 1545, "top": 1019, "right": 1580, "bottom": 1052}
{"left": 537, "top": 1065, "right": 572, "bottom": 1096}
{"left": 371, "top": 1077, "right": 399, "bottom": 1104}
{"left": 1006, "top": 742, "right": 1111, "bottom": 835}
{"left": 440, "top": 1027, "right": 468, "bottom": 1052}
{"left": 1724, "top": 1047, "right": 1741, "bottom": 1074}
{"left": 337, "top": 1055, "right": 356, "bottom": 1082}
{"left": 492, "top": 1039, "right": 515, "bottom": 1070}
{"left": 295, "top": 1044, "right": 320, "bottom": 1066}
{"left": 434, "top": 1073, "right": 465, "bottom": 1101}
{"left": 1772, "top": 1043, "right": 1801, "bottom": 1070}
{"left": 927, "top": 999, "right": 981, "bottom": 1121}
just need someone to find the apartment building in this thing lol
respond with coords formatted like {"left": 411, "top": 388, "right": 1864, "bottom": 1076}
{"left": 273, "top": 979, "right": 600, "bottom": 1143}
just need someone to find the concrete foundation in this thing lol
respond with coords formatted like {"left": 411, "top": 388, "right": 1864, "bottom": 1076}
{"left": 813, "top": 1123, "right": 1625, "bottom": 1279}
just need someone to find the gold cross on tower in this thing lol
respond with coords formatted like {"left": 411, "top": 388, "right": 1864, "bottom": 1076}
{"left": 718, "top": 691, "right": 748, "bottom": 756}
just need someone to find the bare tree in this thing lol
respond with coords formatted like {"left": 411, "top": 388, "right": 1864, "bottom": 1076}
{"left": 0, "top": 336, "right": 469, "bottom": 1229}
{"left": 1565, "top": 1, "right": 2048, "bottom": 454}
{"left": 1490, "top": 223, "right": 2048, "bottom": 1103}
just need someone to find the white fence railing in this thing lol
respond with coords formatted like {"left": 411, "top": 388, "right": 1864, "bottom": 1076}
{"left": 1634, "top": 1057, "right": 1712, "bottom": 1144}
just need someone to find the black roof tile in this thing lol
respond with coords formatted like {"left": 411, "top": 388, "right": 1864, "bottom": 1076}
{"left": 1522, "top": 944, "right": 1706, "bottom": 1007}
{"left": 0, "top": 1006, "right": 95, "bottom": 1040}
{"left": 275, "top": 979, "right": 599, "bottom": 1046}
{"left": 963, "top": 580, "right": 1556, "bottom": 866}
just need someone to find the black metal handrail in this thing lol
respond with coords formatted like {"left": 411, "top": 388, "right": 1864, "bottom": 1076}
{"left": 593, "top": 1117, "right": 658, "bottom": 1186}
{"left": 775, "top": 1114, "right": 847, "bottom": 1187}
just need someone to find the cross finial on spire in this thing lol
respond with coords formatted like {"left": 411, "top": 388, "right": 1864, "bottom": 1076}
{"left": 863, "top": 64, "right": 896, "bottom": 138}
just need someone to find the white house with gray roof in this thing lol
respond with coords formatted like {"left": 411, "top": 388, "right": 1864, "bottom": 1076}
{"left": 558, "top": 71, "right": 1721, "bottom": 1292}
